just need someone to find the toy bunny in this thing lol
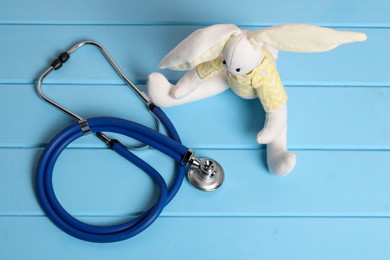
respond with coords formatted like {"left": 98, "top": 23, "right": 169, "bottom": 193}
{"left": 147, "top": 24, "right": 367, "bottom": 176}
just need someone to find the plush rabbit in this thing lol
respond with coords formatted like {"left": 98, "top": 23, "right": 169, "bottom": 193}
{"left": 147, "top": 24, "right": 367, "bottom": 176}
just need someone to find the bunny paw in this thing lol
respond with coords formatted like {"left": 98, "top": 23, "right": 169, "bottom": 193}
{"left": 268, "top": 151, "right": 296, "bottom": 177}
{"left": 147, "top": 72, "right": 176, "bottom": 107}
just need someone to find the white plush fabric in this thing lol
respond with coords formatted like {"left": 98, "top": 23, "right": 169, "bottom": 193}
{"left": 159, "top": 24, "right": 241, "bottom": 71}
{"left": 254, "top": 104, "right": 296, "bottom": 176}
{"left": 147, "top": 71, "right": 229, "bottom": 107}
{"left": 222, "top": 32, "right": 264, "bottom": 76}
{"left": 257, "top": 104, "right": 287, "bottom": 144}
{"left": 249, "top": 24, "right": 367, "bottom": 52}
{"left": 267, "top": 126, "right": 297, "bottom": 177}
{"left": 169, "top": 68, "right": 204, "bottom": 99}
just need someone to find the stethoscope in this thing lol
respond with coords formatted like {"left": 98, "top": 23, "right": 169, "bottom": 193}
{"left": 35, "top": 41, "right": 224, "bottom": 243}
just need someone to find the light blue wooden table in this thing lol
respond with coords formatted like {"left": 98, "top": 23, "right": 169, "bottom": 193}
{"left": 0, "top": 0, "right": 389, "bottom": 259}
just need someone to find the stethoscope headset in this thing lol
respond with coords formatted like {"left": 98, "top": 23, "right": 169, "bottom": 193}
{"left": 35, "top": 41, "right": 224, "bottom": 243}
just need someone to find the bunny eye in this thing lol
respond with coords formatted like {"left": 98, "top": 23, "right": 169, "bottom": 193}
{"left": 222, "top": 60, "right": 226, "bottom": 65}
{"left": 236, "top": 68, "right": 241, "bottom": 72}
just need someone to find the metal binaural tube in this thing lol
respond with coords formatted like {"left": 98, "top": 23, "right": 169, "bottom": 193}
{"left": 68, "top": 41, "right": 151, "bottom": 105}
{"left": 36, "top": 40, "right": 153, "bottom": 121}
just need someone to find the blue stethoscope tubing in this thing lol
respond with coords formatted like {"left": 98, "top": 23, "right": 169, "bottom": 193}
{"left": 36, "top": 106, "right": 189, "bottom": 243}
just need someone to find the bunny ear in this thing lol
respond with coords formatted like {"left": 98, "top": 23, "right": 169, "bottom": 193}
{"left": 249, "top": 24, "right": 367, "bottom": 52}
{"left": 159, "top": 24, "right": 241, "bottom": 71}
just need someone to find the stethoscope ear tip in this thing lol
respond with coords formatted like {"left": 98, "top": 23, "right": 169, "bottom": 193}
{"left": 187, "top": 158, "right": 224, "bottom": 192}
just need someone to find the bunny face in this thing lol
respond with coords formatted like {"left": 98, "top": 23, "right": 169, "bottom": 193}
{"left": 222, "top": 32, "right": 263, "bottom": 76}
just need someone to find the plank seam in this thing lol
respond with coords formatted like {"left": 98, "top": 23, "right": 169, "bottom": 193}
{"left": 1, "top": 147, "right": 390, "bottom": 151}
{"left": 1, "top": 82, "right": 390, "bottom": 88}
{"left": 1, "top": 214, "right": 390, "bottom": 218}
{"left": 0, "top": 22, "right": 389, "bottom": 29}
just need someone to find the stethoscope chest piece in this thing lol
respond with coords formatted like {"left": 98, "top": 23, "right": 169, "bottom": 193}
{"left": 187, "top": 158, "right": 224, "bottom": 192}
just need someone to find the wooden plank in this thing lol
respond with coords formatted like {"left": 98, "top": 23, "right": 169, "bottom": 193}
{"left": 1, "top": 149, "right": 390, "bottom": 216}
{"left": 1, "top": 216, "right": 389, "bottom": 259}
{"left": 0, "top": 0, "right": 388, "bottom": 259}
{"left": 0, "top": 0, "right": 389, "bottom": 27}
{"left": 0, "top": 84, "right": 389, "bottom": 149}
{"left": 0, "top": 26, "right": 383, "bottom": 85}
